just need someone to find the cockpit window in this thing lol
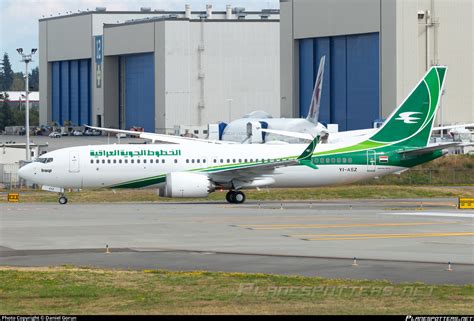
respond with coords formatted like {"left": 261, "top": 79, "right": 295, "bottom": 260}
{"left": 36, "top": 158, "right": 53, "bottom": 163}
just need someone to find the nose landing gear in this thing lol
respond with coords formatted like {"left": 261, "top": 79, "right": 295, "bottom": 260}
{"left": 226, "top": 190, "right": 246, "bottom": 204}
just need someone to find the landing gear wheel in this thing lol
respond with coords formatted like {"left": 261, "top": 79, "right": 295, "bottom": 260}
{"left": 233, "top": 191, "right": 246, "bottom": 204}
{"left": 58, "top": 196, "right": 68, "bottom": 205}
{"left": 226, "top": 191, "right": 234, "bottom": 203}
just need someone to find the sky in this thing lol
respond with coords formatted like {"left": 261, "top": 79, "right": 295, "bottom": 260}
{"left": 0, "top": 0, "right": 279, "bottom": 72}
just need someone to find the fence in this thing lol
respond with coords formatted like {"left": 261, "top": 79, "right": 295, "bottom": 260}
{"left": 0, "top": 163, "right": 25, "bottom": 189}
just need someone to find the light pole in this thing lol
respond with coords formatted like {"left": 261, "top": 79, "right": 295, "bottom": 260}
{"left": 16, "top": 48, "right": 37, "bottom": 161}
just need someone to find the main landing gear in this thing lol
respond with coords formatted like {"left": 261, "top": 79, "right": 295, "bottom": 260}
{"left": 58, "top": 194, "right": 68, "bottom": 205}
{"left": 226, "top": 190, "right": 246, "bottom": 204}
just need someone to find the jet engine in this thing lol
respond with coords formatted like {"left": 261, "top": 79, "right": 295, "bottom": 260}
{"left": 162, "top": 172, "right": 215, "bottom": 198}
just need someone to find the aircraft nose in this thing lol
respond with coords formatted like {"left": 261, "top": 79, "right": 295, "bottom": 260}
{"left": 18, "top": 163, "right": 34, "bottom": 181}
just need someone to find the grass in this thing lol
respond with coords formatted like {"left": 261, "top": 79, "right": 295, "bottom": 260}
{"left": 0, "top": 267, "right": 472, "bottom": 314}
{"left": 1, "top": 185, "right": 474, "bottom": 204}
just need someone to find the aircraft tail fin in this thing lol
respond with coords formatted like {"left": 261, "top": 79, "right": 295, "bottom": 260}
{"left": 369, "top": 66, "right": 447, "bottom": 148}
{"left": 306, "top": 55, "right": 325, "bottom": 124}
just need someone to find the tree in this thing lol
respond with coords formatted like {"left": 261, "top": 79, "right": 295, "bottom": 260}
{"left": 29, "top": 67, "right": 39, "bottom": 91}
{"left": 0, "top": 53, "right": 14, "bottom": 91}
{"left": 10, "top": 72, "right": 25, "bottom": 91}
{"left": 0, "top": 98, "right": 14, "bottom": 131}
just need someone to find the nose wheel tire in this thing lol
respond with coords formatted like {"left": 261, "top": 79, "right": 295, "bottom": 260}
{"left": 58, "top": 196, "right": 68, "bottom": 205}
{"left": 226, "top": 191, "right": 246, "bottom": 204}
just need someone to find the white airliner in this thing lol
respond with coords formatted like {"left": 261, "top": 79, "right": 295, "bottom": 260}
{"left": 220, "top": 56, "right": 328, "bottom": 144}
{"left": 19, "top": 66, "right": 456, "bottom": 205}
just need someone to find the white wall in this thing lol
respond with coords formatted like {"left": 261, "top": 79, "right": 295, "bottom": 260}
{"left": 396, "top": 0, "right": 473, "bottom": 124}
{"left": 164, "top": 20, "right": 280, "bottom": 129}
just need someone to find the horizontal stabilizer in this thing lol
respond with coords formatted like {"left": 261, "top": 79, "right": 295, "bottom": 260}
{"left": 396, "top": 142, "right": 462, "bottom": 157}
{"left": 432, "top": 123, "right": 474, "bottom": 131}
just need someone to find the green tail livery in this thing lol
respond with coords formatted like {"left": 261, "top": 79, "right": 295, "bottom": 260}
{"left": 310, "top": 66, "right": 449, "bottom": 168}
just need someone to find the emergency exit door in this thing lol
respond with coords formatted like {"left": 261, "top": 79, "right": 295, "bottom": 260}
{"left": 69, "top": 151, "right": 80, "bottom": 173}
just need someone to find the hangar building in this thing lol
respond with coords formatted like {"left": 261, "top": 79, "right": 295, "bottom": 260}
{"left": 39, "top": 6, "right": 280, "bottom": 132}
{"left": 280, "top": 0, "right": 473, "bottom": 131}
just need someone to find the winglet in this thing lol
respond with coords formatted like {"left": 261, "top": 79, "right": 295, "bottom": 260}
{"left": 297, "top": 136, "right": 319, "bottom": 169}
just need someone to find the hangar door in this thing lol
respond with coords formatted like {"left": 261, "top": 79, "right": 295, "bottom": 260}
{"left": 51, "top": 59, "right": 91, "bottom": 126}
{"left": 120, "top": 53, "right": 155, "bottom": 132}
{"left": 299, "top": 32, "right": 379, "bottom": 131}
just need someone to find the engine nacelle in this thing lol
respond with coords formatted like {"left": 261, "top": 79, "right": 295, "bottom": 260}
{"left": 163, "top": 172, "right": 214, "bottom": 198}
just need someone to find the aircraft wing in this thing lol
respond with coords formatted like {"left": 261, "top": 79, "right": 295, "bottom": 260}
{"left": 85, "top": 125, "right": 237, "bottom": 145}
{"left": 208, "top": 136, "right": 320, "bottom": 187}
{"left": 207, "top": 159, "right": 298, "bottom": 185}
{"left": 396, "top": 142, "right": 465, "bottom": 157}
{"left": 259, "top": 128, "right": 315, "bottom": 141}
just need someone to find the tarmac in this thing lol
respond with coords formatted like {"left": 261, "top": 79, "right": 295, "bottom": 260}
{"left": 1, "top": 198, "right": 473, "bottom": 284}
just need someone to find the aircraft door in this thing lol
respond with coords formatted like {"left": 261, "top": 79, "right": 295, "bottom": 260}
{"left": 366, "top": 150, "right": 376, "bottom": 172}
{"left": 69, "top": 151, "right": 80, "bottom": 173}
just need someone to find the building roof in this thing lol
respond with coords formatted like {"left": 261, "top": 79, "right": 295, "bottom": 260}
{"left": 39, "top": 7, "right": 279, "bottom": 22}
{"left": 0, "top": 91, "right": 39, "bottom": 102}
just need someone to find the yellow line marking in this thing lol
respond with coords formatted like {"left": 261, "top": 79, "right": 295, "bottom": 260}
{"left": 240, "top": 222, "right": 458, "bottom": 230}
{"left": 302, "top": 232, "right": 474, "bottom": 241}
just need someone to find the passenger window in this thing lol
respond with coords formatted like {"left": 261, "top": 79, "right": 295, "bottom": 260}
{"left": 143, "top": 159, "right": 147, "bottom": 164}
{"left": 90, "top": 160, "right": 94, "bottom": 164}
{"left": 213, "top": 159, "right": 217, "bottom": 163}
{"left": 233, "top": 159, "right": 236, "bottom": 163}
{"left": 227, "top": 159, "right": 230, "bottom": 163}
{"left": 348, "top": 158, "right": 353, "bottom": 163}
{"left": 119, "top": 159, "right": 122, "bottom": 164}
{"left": 162, "top": 159, "right": 165, "bottom": 164}
{"left": 331, "top": 158, "right": 335, "bottom": 164}
{"left": 239, "top": 159, "right": 242, "bottom": 163}
{"left": 186, "top": 159, "right": 189, "bottom": 163}
{"left": 337, "top": 158, "right": 341, "bottom": 163}
{"left": 192, "top": 159, "right": 195, "bottom": 163}
{"left": 314, "top": 158, "right": 319, "bottom": 164}
{"left": 131, "top": 159, "right": 134, "bottom": 164}
{"left": 244, "top": 159, "right": 248, "bottom": 163}
{"left": 250, "top": 159, "right": 253, "bottom": 162}
{"left": 326, "top": 158, "right": 330, "bottom": 163}
{"left": 102, "top": 159, "right": 105, "bottom": 164}
{"left": 174, "top": 159, "right": 178, "bottom": 164}
{"left": 203, "top": 159, "right": 206, "bottom": 163}
{"left": 113, "top": 159, "right": 117, "bottom": 164}
{"left": 96, "top": 159, "right": 99, "bottom": 164}
{"left": 125, "top": 159, "right": 128, "bottom": 164}
{"left": 342, "top": 158, "right": 347, "bottom": 163}
{"left": 197, "top": 159, "right": 201, "bottom": 163}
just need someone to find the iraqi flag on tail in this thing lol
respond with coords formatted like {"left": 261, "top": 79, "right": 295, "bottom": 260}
{"left": 379, "top": 155, "right": 388, "bottom": 163}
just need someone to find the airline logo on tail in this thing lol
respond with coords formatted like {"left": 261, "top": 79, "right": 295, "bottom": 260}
{"left": 395, "top": 112, "right": 422, "bottom": 124}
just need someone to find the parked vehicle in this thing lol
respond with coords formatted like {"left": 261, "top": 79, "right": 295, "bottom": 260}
{"left": 84, "top": 129, "right": 102, "bottom": 136}
{"left": 73, "top": 130, "right": 83, "bottom": 136}
{"left": 49, "top": 131, "right": 61, "bottom": 138}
